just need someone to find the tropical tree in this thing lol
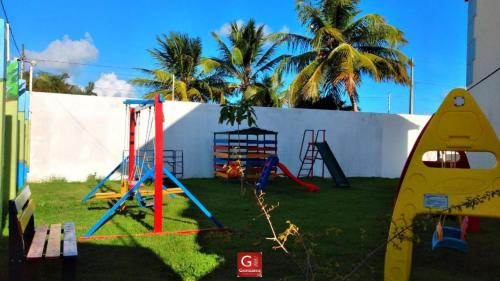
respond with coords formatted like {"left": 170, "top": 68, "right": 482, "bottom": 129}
{"left": 218, "top": 100, "right": 258, "bottom": 190}
{"left": 274, "top": 0, "right": 411, "bottom": 111}
{"left": 218, "top": 100, "right": 257, "bottom": 130}
{"left": 82, "top": 82, "right": 97, "bottom": 96}
{"left": 132, "top": 32, "right": 226, "bottom": 103}
{"left": 246, "top": 74, "right": 286, "bottom": 107}
{"left": 27, "top": 71, "right": 96, "bottom": 95}
{"left": 202, "top": 19, "right": 285, "bottom": 103}
{"left": 295, "top": 95, "right": 353, "bottom": 110}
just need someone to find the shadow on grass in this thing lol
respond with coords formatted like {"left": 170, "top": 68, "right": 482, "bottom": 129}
{"left": 177, "top": 178, "right": 316, "bottom": 281}
{"left": 1, "top": 188, "right": 8, "bottom": 233}
{"left": 2, "top": 242, "right": 182, "bottom": 281}
{"left": 0, "top": 234, "right": 7, "bottom": 281}
{"left": 76, "top": 242, "right": 182, "bottom": 281}
{"left": 0, "top": 205, "right": 181, "bottom": 281}
{"left": 119, "top": 209, "right": 153, "bottom": 232}
{"left": 410, "top": 217, "right": 500, "bottom": 281}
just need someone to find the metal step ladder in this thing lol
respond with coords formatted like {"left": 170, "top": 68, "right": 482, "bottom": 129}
{"left": 297, "top": 129, "right": 326, "bottom": 178}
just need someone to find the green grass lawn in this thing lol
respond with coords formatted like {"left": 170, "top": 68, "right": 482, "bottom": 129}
{"left": 1, "top": 177, "right": 499, "bottom": 280}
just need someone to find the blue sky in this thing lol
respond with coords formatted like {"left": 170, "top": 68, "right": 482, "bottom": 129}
{"left": 5, "top": 0, "right": 468, "bottom": 114}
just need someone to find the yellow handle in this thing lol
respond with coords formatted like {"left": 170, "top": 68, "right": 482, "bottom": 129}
{"left": 436, "top": 221, "right": 443, "bottom": 241}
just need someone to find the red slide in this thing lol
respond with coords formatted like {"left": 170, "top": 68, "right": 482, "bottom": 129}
{"left": 277, "top": 163, "right": 320, "bottom": 192}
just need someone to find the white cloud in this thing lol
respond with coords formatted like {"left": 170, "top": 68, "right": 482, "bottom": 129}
{"left": 217, "top": 19, "right": 244, "bottom": 35}
{"left": 94, "top": 72, "right": 136, "bottom": 98}
{"left": 262, "top": 24, "right": 272, "bottom": 36}
{"left": 26, "top": 33, "right": 98, "bottom": 72}
{"left": 63, "top": 75, "right": 86, "bottom": 91}
{"left": 64, "top": 75, "right": 75, "bottom": 85}
{"left": 216, "top": 19, "right": 273, "bottom": 36}
{"left": 279, "top": 25, "right": 290, "bottom": 33}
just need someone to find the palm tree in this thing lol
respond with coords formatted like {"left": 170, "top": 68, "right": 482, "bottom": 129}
{"left": 30, "top": 72, "right": 73, "bottom": 93}
{"left": 274, "top": 0, "right": 411, "bottom": 111}
{"left": 295, "top": 95, "right": 353, "bottom": 110}
{"left": 246, "top": 74, "right": 286, "bottom": 107}
{"left": 202, "top": 19, "right": 285, "bottom": 103}
{"left": 82, "top": 82, "right": 97, "bottom": 96}
{"left": 132, "top": 32, "right": 226, "bottom": 103}
{"left": 28, "top": 72, "right": 96, "bottom": 95}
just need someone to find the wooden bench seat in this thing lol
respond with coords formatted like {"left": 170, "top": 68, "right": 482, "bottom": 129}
{"left": 9, "top": 186, "right": 77, "bottom": 281}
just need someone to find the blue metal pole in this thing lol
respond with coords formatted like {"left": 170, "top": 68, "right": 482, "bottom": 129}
{"left": 82, "top": 158, "right": 127, "bottom": 202}
{"left": 134, "top": 168, "right": 154, "bottom": 208}
{"left": 84, "top": 169, "right": 154, "bottom": 237}
{"left": 123, "top": 99, "right": 155, "bottom": 105}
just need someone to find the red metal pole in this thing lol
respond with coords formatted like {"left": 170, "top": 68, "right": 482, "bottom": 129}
{"left": 153, "top": 94, "right": 164, "bottom": 233}
{"left": 128, "top": 107, "right": 136, "bottom": 189}
{"left": 311, "top": 130, "right": 314, "bottom": 177}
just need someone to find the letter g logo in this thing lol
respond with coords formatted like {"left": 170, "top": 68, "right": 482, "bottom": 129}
{"left": 237, "top": 252, "right": 262, "bottom": 277}
{"left": 240, "top": 255, "right": 252, "bottom": 267}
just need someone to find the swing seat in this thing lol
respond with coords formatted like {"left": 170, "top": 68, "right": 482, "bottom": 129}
{"left": 94, "top": 191, "right": 124, "bottom": 200}
{"left": 432, "top": 226, "right": 469, "bottom": 252}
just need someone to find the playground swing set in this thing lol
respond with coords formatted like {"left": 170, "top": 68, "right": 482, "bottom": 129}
{"left": 82, "top": 96, "right": 182, "bottom": 204}
{"left": 426, "top": 150, "right": 480, "bottom": 252}
{"left": 81, "top": 94, "right": 222, "bottom": 238}
{"left": 384, "top": 88, "right": 500, "bottom": 281}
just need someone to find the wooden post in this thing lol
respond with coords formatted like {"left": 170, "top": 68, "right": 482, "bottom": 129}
{"left": 153, "top": 94, "right": 164, "bottom": 232}
{"left": 128, "top": 107, "right": 136, "bottom": 189}
{"left": 409, "top": 58, "right": 414, "bottom": 114}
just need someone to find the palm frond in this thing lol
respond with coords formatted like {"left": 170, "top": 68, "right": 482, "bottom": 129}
{"left": 311, "top": 26, "right": 345, "bottom": 50}
{"left": 321, "top": 0, "right": 359, "bottom": 29}
{"left": 296, "top": 0, "right": 325, "bottom": 31}
{"left": 326, "top": 42, "right": 356, "bottom": 62}
{"left": 358, "top": 46, "right": 410, "bottom": 64}
{"left": 174, "top": 80, "right": 188, "bottom": 101}
{"left": 271, "top": 32, "right": 313, "bottom": 53}
{"left": 187, "top": 87, "right": 203, "bottom": 102}
{"left": 231, "top": 47, "right": 243, "bottom": 66}
{"left": 274, "top": 52, "right": 316, "bottom": 78}
{"left": 355, "top": 52, "right": 379, "bottom": 81}
{"left": 199, "top": 57, "right": 221, "bottom": 73}
{"left": 255, "top": 41, "right": 280, "bottom": 68}
{"left": 130, "top": 78, "right": 162, "bottom": 88}
{"left": 206, "top": 19, "right": 284, "bottom": 100}
{"left": 211, "top": 31, "right": 234, "bottom": 63}
{"left": 153, "top": 69, "right": 174, "bottom": 84}
{"left": 253, "top": 54, "right": 289, "bottom": 79}
{"left": 345, "top": 14, "right": 407, "bottom": 48}
{"left": 289, "top": 60, "right": 320, "bottom": 103}
{"left": 302, "top": 61, "right": 326, "bottom": 100}
{"left": 134, "top": 32, "right": 228, "bottom": 103}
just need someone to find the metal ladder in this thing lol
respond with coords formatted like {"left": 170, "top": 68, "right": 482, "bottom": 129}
{"left": 297, "top": 129, "right": 326, "bottom": 178}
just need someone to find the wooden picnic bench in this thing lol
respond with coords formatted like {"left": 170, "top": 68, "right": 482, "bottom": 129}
{"left": 8, "top": 186, "right": 78, "bottom": 281}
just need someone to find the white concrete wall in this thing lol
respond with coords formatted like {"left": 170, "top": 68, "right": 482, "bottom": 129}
{"left": 465, "top": 0, "right": 500, "bottom": 168}
{"left": 467, "top": 0, "right": 500, "bottom": 136}
{"left": 29, "top": 92, "right": 430, "bottom": 182}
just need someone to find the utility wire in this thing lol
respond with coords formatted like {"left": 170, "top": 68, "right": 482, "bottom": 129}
{"left": 27, "top": 58, "right": 141, "bottom": 70}
{"left": 414, "top": 81, "right": 459, "bottom": 88}
{"left": 29, "top": 59, "right": 463, "bottom": 90}
{"left": 467, "top": 67, "right": 500, "bottom": 90}
{"left": 0, "top": 0, "right": 20, "bottom": 56}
